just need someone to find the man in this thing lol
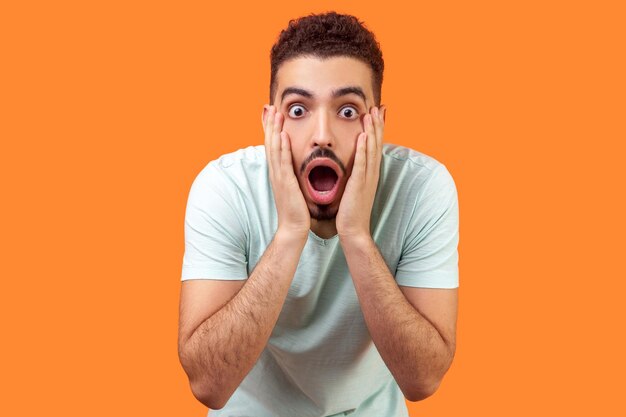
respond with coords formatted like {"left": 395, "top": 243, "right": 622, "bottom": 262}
{"left": 178, "top": 11, "right": 459, "bottom": 417}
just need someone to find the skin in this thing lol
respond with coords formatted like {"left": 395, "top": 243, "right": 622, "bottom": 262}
{"left": 262, "top": 56, "right": 386, "bottom": 239}
{"left": 178, "top": 55, "right": 457, "bottom": 409}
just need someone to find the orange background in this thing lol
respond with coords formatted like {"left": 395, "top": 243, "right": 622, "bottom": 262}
{"left": 1, "top": 0, "right": 625, "bottom": 415}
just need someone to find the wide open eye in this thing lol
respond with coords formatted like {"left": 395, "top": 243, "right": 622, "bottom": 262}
{"left": 288, "top": 105, "right": 307, "bottom": 119}
{"left": 339, "top": 105, "right": 359, "bottom": 120}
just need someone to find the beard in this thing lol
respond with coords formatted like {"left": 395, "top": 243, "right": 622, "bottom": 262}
{"left": 309, "top": 203, "right": 338, "bottom": 221}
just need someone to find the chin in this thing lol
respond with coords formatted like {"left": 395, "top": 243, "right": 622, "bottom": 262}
{"left": 309, "top": 203, "right": 338, "bottom": 221}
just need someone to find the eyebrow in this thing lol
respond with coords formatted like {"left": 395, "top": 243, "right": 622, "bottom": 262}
{"left": 281, "top": 87, "right": 313, "bottom": 102}
{"left": 280, "top": 86, "right": 367, "bottom": 105}
{"left": 333, "top": 87, "right": 367, "bottom": 104}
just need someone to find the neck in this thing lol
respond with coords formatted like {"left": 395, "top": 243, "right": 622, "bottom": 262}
{"left": 310, "top": 218, "right": 337, "bottom": 239}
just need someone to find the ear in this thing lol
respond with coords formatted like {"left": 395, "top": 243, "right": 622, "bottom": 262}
{"left": 261, "top": 104, "right": 271, "bottom": 128}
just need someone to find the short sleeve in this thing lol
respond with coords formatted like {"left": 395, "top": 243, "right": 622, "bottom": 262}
{"left": 181, "top": 163, "right": 249, "bottom": 281}
{"left": 395, "top": 164, "right": 459, "bottom": 288}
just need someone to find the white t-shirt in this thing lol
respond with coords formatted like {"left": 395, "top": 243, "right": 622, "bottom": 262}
{"left": 181, "top": 144, "right": 459, "bottom": 417}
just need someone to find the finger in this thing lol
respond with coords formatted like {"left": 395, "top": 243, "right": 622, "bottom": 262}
{"left": 351, "top": 132, "right": 367, "bottom": 182}
{"left": 261, "top": 104, "right": 270, "bottom": 127}
{"left": 373, "top": 106, "right": 384, "bottom": 173}
{"left": 264, "top": 106, "right": 275, "bottom": 151}
{"left": 271, "top": 111, "right": 283, "bottom": 175}
{"left": 375, "top": 106, "right": 385, "bottom": 147}
{"left": 264, "top": 105, "right": 275, "bottom": 148}
{"left": 264, "top": 106, "right": 275, "bottom": 175}
{"left": 365, "top": 111, "right": 377, "bottom": 176}
{"left": 280, "top": 131, "right": 294, "bottom": 177}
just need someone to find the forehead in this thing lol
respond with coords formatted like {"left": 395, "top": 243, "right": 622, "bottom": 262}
{"left": 275, "top": 56, "right": 374, "bottom": 104}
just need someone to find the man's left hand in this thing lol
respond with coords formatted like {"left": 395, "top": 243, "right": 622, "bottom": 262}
{"left": 336, "top": 106, "right": 385, "bottom": 242}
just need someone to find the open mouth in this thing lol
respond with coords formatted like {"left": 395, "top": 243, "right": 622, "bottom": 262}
{"left": 305, "top": 159, "right": 342, "bottom": 205}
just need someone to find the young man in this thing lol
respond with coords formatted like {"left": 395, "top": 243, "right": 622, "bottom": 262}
{"left": 178, "top": 12, "right": 459, "bottom": 417}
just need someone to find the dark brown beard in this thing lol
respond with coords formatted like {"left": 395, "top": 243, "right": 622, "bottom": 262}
{"left": 309, "top": 204, "right": 337, "bottom": 221}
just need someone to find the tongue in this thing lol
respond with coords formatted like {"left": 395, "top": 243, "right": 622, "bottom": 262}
{"left": 309, "top": 166, "right": 338, "bottom": 191}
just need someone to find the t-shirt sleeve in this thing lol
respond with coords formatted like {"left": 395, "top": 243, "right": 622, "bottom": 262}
{"left": 181, "top": 163, "right": 249, "bottom": 281}
{"left": 395, "top": 163, "right": 459, "bottom": 288}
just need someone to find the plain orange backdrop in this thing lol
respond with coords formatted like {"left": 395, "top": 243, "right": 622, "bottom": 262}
{"left": 1, "top": 0, "right": 625, "bottom": 416}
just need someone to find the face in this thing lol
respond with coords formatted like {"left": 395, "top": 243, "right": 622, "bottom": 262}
{"left": 265, "top": 56, "right": 376, "bottom": 221}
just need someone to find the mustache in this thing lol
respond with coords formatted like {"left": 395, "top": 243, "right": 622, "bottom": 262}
{"left": 300, "top": 148, "right": 346, "bottom": 176}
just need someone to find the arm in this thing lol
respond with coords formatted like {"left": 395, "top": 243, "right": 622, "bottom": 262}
{"left": 337, "top": 106, "right": 458, "bottom": 400}
{"left": 340, "top": 236, "right": 457, "bottom": 401}
{"left": 178, "top": 106, "right": 310, "bottom": 409}
{"left": 178, "top": 230, "right": 307, "bottom": 410}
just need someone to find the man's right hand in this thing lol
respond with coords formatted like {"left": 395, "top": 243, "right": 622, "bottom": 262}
{"left": 263, "top": 105, "right": 310, "bottom": 239}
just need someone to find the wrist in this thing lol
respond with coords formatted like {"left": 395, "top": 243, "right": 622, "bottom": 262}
{"left": 275, "top": 226, "right": 309, "bottom": 247}
{"left": 338, "top": 231, "right": 373, "bottom": 250}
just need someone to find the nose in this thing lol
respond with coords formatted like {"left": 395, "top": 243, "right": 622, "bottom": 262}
{"left": 311, "top": 110, "right": 335, "bottom": 148}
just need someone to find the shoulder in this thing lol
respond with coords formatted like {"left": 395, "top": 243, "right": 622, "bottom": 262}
{"left": 187, "top": 145, "right": 270, "bottom": 212}
{"left": 195, "top": 145, "right": 267, "bottom": 184}
{"left": 380, "top": 143, "right": 456, "bottom": 193}
{"left": 382, "top": 143, "right": 445, "bottom": 173}
{"left": 190, "top": 145, "right": 269, "bottom": 197}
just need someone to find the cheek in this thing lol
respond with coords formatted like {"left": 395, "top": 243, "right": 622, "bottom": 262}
{"left": 337, "top": 123, "right": 362, "bottom": 169}
{"left": 281, "top": 119, "right": 301, "bottom": 145}
{"left": 282, "top": 121, "right": 304, "bottom": 161}
{"left": 337, "top": 121, "right": 364, "bottom": 142}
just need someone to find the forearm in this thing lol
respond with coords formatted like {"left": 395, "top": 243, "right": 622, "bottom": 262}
{"left": 340, "top": 235, "right": 455, "bottom": 401}
{"left": 179, "top": 230, "right": 306, "bottom": 409}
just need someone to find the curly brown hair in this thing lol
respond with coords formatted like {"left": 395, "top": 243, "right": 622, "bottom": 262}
{"left": 269, "top": 11, "right": 384, "bottom": 106}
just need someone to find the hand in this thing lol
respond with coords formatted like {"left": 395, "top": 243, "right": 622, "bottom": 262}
{"left": 263, "top": 105, "right": 310, "bottom": 239}
{"left": 336, "top": 106, "right": 385, "bottom": 242}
